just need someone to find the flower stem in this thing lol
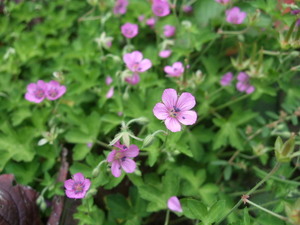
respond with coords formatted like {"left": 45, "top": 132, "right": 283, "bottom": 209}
{"left": 96, "top": 140, "right": 111, "bottom": 149}
{"left": 164, "top": 210, "right": 170, "bottom": 225}
{"left": 215, "top": 162, "right": 281, "bottom": 224}
{"left": 246, "top": 199, "right": 288, "bottom": 221}
{"left": 213, "top": 94, "right": 249, "bottom": 111}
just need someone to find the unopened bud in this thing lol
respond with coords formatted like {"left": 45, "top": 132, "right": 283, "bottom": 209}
{"left": 275, "top": 134, "right": 296, "bottom": 163}
{"left": 92, "top": 166, "right": 100, "bottom": 177}
{"left": 142, "top": 134, "right": 155, "bottom": 148}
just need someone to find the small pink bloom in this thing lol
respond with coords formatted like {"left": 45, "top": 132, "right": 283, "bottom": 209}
{"left": 113, "top": 0, "right": 128, "bottom": 15}
{"left": 106, "top": 76, "right": 113, "bottom": 85}
{"left": 168, "top": 196, "right": 183, "bottom": 213}
{"left": 121, "top": 23, "right": 139, "bottom": 39}
{"left": 215, "top": 0, "right": 230, "bottom": 4}
{"left": 182, "top": 5, "right": 193, "bottom": 13}
{"left": 146, "top": 17, "right": 156, "bottom": 28}
{"left": 64, "top": 173, "right": 91, "bottom": 199}
{"left": 236, "top": 72, "right": 255, "bottom": 94}
{"left": 123, "top": 51, "right": 152, "bottom": 73}
{"left": 87, "top": 143, "right": 93, "bottom": 148}
{"left": 159, "top": 50, "right": 172, "bottom": 58}
{"left": 125, "top": 73, "right": 140, "bottom": 85}
{"left": 138, "top": 15, "right": 145, "bottom": 22}
{"left": 45, "top": 80, "right": 66, "bottom": 101}
{"left": 226, "top": 7, "right": 247, "bottom": 24}
{"left": 153, "top": 88, "right": 197, "bottom": 132}
{"left": 163, "top": 25, "right": 176, "bottom": 38}
{"left": 152, "top": 0, "right": 170, "bottom": 17}
{"left": 106, "top": 87, "right": 114, "bottom": 98}
{"left": 220, "top": 72, "right": 233, "bottom": 86}
{"left": 25, "top": 80, "right": 47, "bottom": 103}
{"left": 107, "top": 141, "right": 139, "bottom": 177}
{"left": 164, "top": 62, "right": 184, "bottom": 77}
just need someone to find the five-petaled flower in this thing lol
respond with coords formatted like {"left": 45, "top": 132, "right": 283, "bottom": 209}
{"left": 25, "top": 80, "right": 47, "bottom": 103}
{"left": 123, "top": 51, "right": 152, "bottom": 73}
{"left": 46, "top": 80, "right": 67, "bottom": 101}
{"left": 163, "top": 25, "right": 176, "bottom": 38}
{"left": 121, "top": 23, "right": 139, "bottom": 39}
{"left": 167, "top": 196, "right": 183, "bottom": 213}
{"left": 153, "top": 88, "right": 197, "bottom": 132}
{"left": 107, "top": 141, "right": 139, "bottom": 177}
{"left": 164, "top": 62, "right": 184, "bottom": 77}
{"left": 152, "top": 0, "right": 170, "bottom": 17}
{"left": 226, "top": 7, "right": 247, "bottom": 24}
{"left": 113, "top": 0, "right": 128, "bottom": 15}
{"left": 64, "top": 173, "right": 91, "bottom": 199}
{"left": 220, "top": 72, "right": 234, "bottom": 86}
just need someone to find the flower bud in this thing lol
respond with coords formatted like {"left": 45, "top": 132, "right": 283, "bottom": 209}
{"left": 275, "top": 134, "right": 296, "bottom": 163}
{"left": 92, "top": 166, "right": 100, "bottom": 178}
{"left": 142, "top": 134, "right": 155, "bottom": 148}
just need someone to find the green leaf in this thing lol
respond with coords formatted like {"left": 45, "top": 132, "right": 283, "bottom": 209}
{"left": 72, "top": 144, "right": 91, "bottom": 161}
{"left": 106, "top": 193, "right": 133, "bottom": 219}
{"left": 207, "top": 200, "right": 226, "bottom": 224}
{"left": 181, "top": 198, "right": 208, "bottom": 220}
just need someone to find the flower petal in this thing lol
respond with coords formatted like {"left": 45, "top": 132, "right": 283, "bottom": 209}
{"left": 83, "top": 179, "right": 91, "bottom": 192}
{"left": 131, "top": 51, "right": 143, "bottom": 62}
{"left": 73, "top": 173, "right": 85, "bottom": 182}
{"left": 111, "top": 160, "right": 122, "bottom": 177}
{"left": 123, "top": 53, "right": 133, "bottom": 65}
{"left": 137, "top": 59, "right": 152, "bottom": 72}
{"left": 162, "top": 88, "right": 178, "bottom": 109}
{"left": 121, "top": 158, "right": 136, "bottom": 173}
{"left": 107, "top": 150, "right": 117, "bottom": 162}
{"left": 176, "top": 92, "right": 196, "bottom": 111}
{"left": 164, "top": 66, "right": 174, "bottom": 75}
{"left": 124, "top": 144, "right": 139, "bottom": 158}
{"left": 165, "top": 117, "right": 181, "bottom": 132}
{"left": 65, "top": 190, "right": 76, "bottom": 199}
{"left": 177, "top": 110, "right": 197, "bottom": 125}
{"left": 64, "top": 179, "right": 74, "bottom": 190}
{"left": 153, "top": 103, "right": 169, "bottom": 120}
{"left": 167, "top": 196, "right": 183, "bottom": 213}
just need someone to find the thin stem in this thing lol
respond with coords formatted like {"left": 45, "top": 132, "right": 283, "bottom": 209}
{"left": 216, "top": 162, "right": 281, "bottom": 224}
{"left": 213, "top": 94, "right": 249, "bottom": 111}
{"left": 246, "top": 199, "right": 288, "bottom": 221}
{"left": 96, "top": 140, "right": 112, "bottom": 149}
{"left": 164, "top": 210, "right": 170, "bottom": 225}
{"left": 218, "top": 27, "right": 249, "bottom": 35}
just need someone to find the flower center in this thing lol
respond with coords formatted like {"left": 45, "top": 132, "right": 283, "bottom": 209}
{"left": 73, "top": 182, "right": 84, "bottom": 194}
{"left": 48, "top": 88, "right": 58, "bottom": 98}
{"left": 155, "top": 6, "right": 163, "bottom": 14}
{"left": 34, "top": 88, "right": 45, "bottom": 99}
{"left": 169, "top": 106, "right": 180, "bottom": 117}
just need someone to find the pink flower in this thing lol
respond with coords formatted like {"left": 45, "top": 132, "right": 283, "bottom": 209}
{"left": 163, "top": 25, "right": 176, "bottom": 38}
{"left": 121, "top": 23, "right": 139, "bottom": 39}
{"left": 107, "top": 141, "right": 139, "bottom": 177}
{"left": 152, "top": 0, "right": 170, "bottom": 17}
{"left": 146, "top": 17, "right": 156, "bottom": 28}
{"left": 125, "top": 73, "right": 140, "bottom": 85}
{"left": 64, "top": 173, "right": 91, "bottom": 199}
{"left": 226, "top": 7, "right": 247, "bottom": 24}
{"left": 123, "top": 51, "right": 152, "bottom": 73}
{"left": 168, "top": 196, "right": 183, "bottom": 213}
{"left": 182, "top": 5, "right": 193, "bottom": 13}
{"left": 220, "top": 72, "right": 233, "bottom": 86}
{"left": 236, "top": 72, "right": 255, "bottom": 94}
{"left": 106, "top": 76, "right": 113, "bottom": 85}
{"left": 159, "top": 50, "right": 172, "bottom": 58}
{"left": 215, "top": 0, "right": 230, "bottom": 4}
{"left": 106, "top": 87, "right": 114, "bottom": 98}
{"left": 164, "top": 62, "right": 184, "bottom": 77}
{"left": 25, "top": 80, "right": 47, "bottom": 103}
{"left": 87, "top": 143, "right": 93, "bottom": 148}
{"left": 138, "top": 15, "right": 145, "bottom": 22}
{"left": 45, "top": 80, "right": 66, "bottom": 101}
{"left": 153, "top": 88, "right": 197, "bottom": 132}
{"left": 113, "top": 0, "right": 128, "bottom": 15}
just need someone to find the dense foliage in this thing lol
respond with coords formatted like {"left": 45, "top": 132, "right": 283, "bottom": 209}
{"left": 0, "top": 0, "right": 300, "bottom": 224}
